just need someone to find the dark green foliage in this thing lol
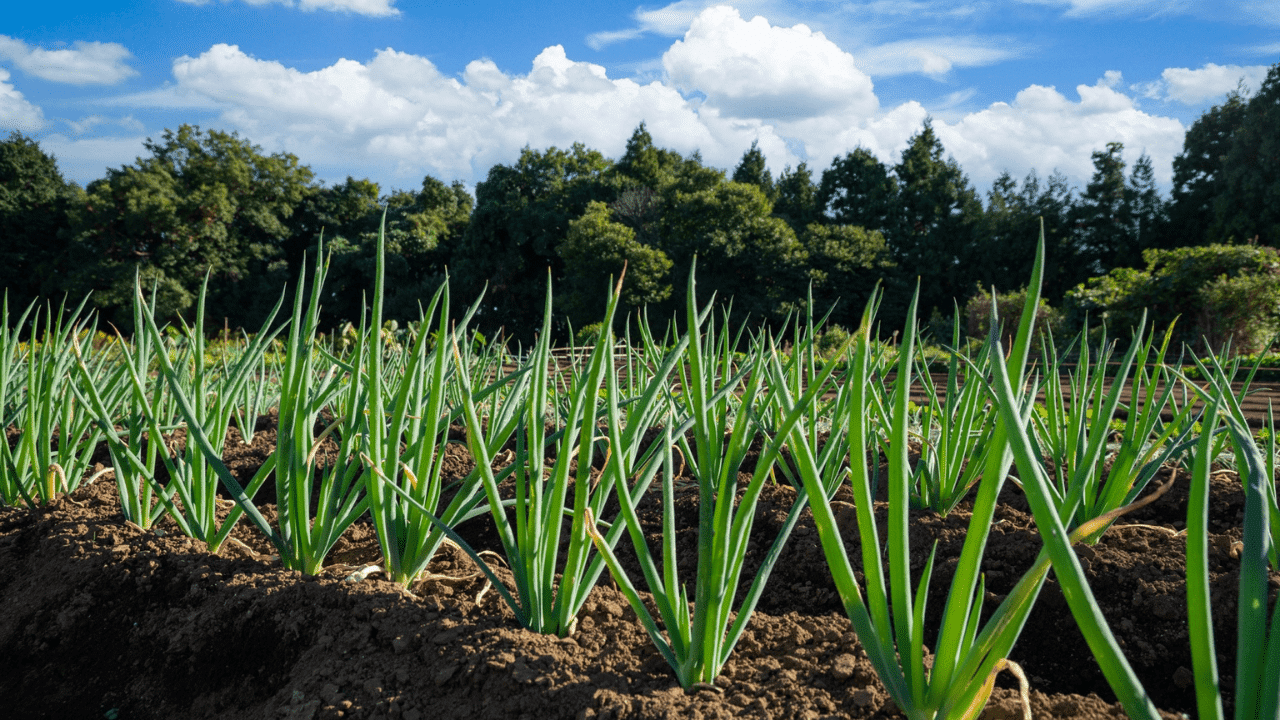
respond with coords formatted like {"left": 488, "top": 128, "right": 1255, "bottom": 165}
{"left": 452, "top": 143, "right": 613, "bottom": 342}
{"left": 731, "top": 140, "right": 774, "bottom": 198}
{"left": 1210, "top": 61, "right": 1280, "bottom": 246}
{"left": 557, "top": 200, "right": 672, "bottom": 330}
{"left": 975, "top": 169, "right": 1076, "bottom": 299}
{"left": 0, "top": 132, "right": 83, "bottom": 310}
{"left": 799, "top": 223, "right": 893, "bottom": 329}
{"left": 1066, "top": 244, "right": 1280, "bottom": 353}
{"left": 891, "top": 120, "right": 983, "bottom": 319}
{"left": 773, "top": 162, "right": 820, "bottom": 233}
{"left": 1169, "top": 90, "right": 1246, "bottom": 246}
{"left": 67, "top": 124, "right": 315, "bottom": 330}
{"left": 817, "top": 146, "right": 898, "bottom": 235}
{"left": 316, "top": 176, "right": 471, "bottom": 328}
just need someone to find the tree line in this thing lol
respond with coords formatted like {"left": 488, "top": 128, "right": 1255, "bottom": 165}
{"left": 1, "top": 61, "right": 1277, "bottom": 343}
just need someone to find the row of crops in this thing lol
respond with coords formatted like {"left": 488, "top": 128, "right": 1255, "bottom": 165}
{"left": 1, "top": 224, "right": 1277, "bottom": 720}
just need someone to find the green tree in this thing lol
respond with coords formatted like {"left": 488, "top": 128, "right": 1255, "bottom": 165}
{"left": 892, "top": 120, "right": 983, "bottom": 318}
{"left": 67, "top": 125, "right": 315, "bottom": 329}
{"left": 0, "top": 132, "right": 82, "bottom": 309}
{"left": 975, "top": 169, "right": 1077, "bottom": 301}
{"left": 1070, "top": 141, "right": 1128, "bottom": 275}
{"left": 557, "top": 200, "right": 672, "bottom": 329}
{"left": 1168, "top": 88, "right": 1247, "bottom": 246}
{"left": 316, "top": 175, "right": 472, "bottom": 328}
{"left": 453, "top": 143, "right": 613, "bottom": 341}
{"left": 817, "top": 147, "right": 898, "bottom": 236}
{"left": 1211, "top": 61, "right": 1280, "bottom": 245}
{"left": 773, "top": 162, "right": 820, "bottom": 233}
{"left": 659, "top": 181, "right": 806, "bottom": 324}
{"left": 731, "top": 140, "right": 774, "bottom": 198}
{"left": 1120, "top": 152, "right": 1168, "bottom": 263}
{"left": 799, "top": 223, "right": 893, "bottom": 329}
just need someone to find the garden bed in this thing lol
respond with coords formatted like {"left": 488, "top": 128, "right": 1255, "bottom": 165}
{"left": 2, "top": 416, "right": 1268, "bottom": 720}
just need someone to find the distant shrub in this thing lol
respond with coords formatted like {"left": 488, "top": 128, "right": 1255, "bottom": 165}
{"left": 964, "top": 285, "right": 1062, "bottom": 348}
{"left": 1066, "top": 244, "right": 1280, "bottom": 354}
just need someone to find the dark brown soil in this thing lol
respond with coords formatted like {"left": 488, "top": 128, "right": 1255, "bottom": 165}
{"left": 1, "top": 414, "right": 1273, "bottom": 720}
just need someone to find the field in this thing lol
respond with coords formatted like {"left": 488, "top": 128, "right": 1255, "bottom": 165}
{"left": 0, "top": 229, "right": 1276, "bottom": 720}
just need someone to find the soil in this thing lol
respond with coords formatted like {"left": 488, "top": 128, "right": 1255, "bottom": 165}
{"left": 1, "top": 414, "right": 1275, "bottom": 720}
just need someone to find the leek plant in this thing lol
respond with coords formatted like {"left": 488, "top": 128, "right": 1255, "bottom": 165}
{"left": 2, "top": 297, "right": 108, "bottom": 507}
{"left": 913, "top": 307, "right": 995, "bottom": 515}
{"left": 0, "top": 294, "right": 34, "bottom": 506}
{"left": 70, "top": 281, "right": 180, "bottom": 529}
{"left": 585, "top": 266, "right": 848, "bottom": 687}
{"left": 1029, "top": 319, "right": 1195, "bottom": 538}
{"left": 102, "top": 273, "right": 287, "bottom": 550}
{"left": 355, "top": 220, "right": 512, "bottom": 587}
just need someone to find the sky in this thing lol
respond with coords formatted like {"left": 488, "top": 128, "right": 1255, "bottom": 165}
{"left": 2, "top": 0, "right": 1278, "bottom": 198}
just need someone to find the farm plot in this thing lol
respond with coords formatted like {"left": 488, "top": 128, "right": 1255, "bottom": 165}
{"left": 0, "top": 227, "right": 1276, "bottom": 720}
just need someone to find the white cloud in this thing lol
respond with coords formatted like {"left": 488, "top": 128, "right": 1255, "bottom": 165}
{"left": 167, "top": 43, "right": 730, "bottom": 182}
{"left": 0, "top": 35, "right": 136, "bottom": 85}
{"left": 175, "top": 0, "right": 399, "bottom": 17}
{"left": 1135, "top": 63, "right": 1270, "bottom": 104}
{"left": 122, "top": 6, "right": 1196, "bottom": 198}
{"left": 853, "top": 36, "right": 1026, "bottom": 78}
{"left": 0, "top": 68, "right": 44, "bottom": 131}
{"left": 662, "top": 6, "right": 877, "bottom": 120}
{"left": 932, "top": 78, "right": 1186, "bottom": 189}
{"left": 64, "top": 114, "right": 145, "bottom": 135}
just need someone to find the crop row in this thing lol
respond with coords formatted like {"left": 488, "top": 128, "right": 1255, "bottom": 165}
{"left": 0, "top": 221, "right": 1276, "bottom": 720}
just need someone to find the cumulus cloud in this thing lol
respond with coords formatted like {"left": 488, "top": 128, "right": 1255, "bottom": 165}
{"left": 932, "top": 77, "right": 1186, "bottom": 188}
{"left": 853, "top": 36, "right": 1026, "bottom": 78}
{"left": 175, "top": 0, "right": 399, "bottom": 17}
{"left": 0, "top": 35, "right": 136, "bottom": 85}
{"left": 662, "top": 7, "right": 877, "bottom": 120}
{"left": 0, "top": 68, "right": 45, "bottom": 131}
{"left": 1134, "top": 63, "right": 1270, "bottom": 104}
{"left": 111, "top": 5, "right": 1193, "bottom": 196}
{"left": 166, "top": 43, "right": 731, "bottom": 182}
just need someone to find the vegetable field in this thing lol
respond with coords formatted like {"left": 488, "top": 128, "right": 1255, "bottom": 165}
{"left": 0, "top": 225, "right": 1276, "bottom": 720}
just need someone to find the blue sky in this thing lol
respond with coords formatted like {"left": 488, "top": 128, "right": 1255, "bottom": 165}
{"left": 3, "top": 0, "right": 1277, "bottom": 196}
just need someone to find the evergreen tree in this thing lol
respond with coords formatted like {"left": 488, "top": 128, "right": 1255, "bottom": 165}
{"left": 1120, "top": 153, "right": 1168, "bottom": 263}
{"left": 891, "top": 120, "right": 983, "bottom": 317}
{"left": 731, "top": 140, "right": 775, "bottom": 199}
{"left": 773, "top": 162, "right": 820, "bottom": 233}
{"left": 1211, "top": 61, "right": 1280, "bottom": 245}
{"left": 1070, "top": 141, "right": 1128, "bottom": 275}
{"left": 817, "top": 147, "right": 898, "bottom": 235}
{"left": 1168, "top": 88, "right": 1247, "bottom": 246}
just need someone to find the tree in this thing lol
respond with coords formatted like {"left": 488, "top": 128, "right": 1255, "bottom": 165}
{"left": 773, "top": 163, "right": 820, "bottom": 233}
{"left": 1211, "top": 61, "right": 1280, "bottom": 245}
{"left": 892, "top": 120, "right": 983, "bottom": 318}
{"left": 799, "top": 223, "right": 893, "bottom": 329}
{"left": 67, "top": 125, "right": 315, "bottom": 330}
{"left": 557, "top": 200, "right": 673, "bottom": 329}
{"left": 314, "top": 175, "right": 472, "bottom": 328}
{"left": 453, "top": 143, "right": 613, "bottom": 341}
{"left": 1120, "top": 153, "right": 1168, "bottom": 263}
{"left": 817, "top": 147, "right": 898, "bottom": 235}
{"left": 731, "top": 140, "right": 774, "bottom": 199}
{"left": 1070, "top": 141, "right": 1128, "bottom": 275}
{"left": 1168, "top": 89, "right": 1247, "bottom": 246}
{"left": 658, "top": 181, "right": 807, "bottom": 324}
{"left": 0, "top": 132, "right": 82, "bottom": 309}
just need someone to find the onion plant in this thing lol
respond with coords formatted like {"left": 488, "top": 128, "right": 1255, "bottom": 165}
{"left": 96, "top": 273, "right": 288, "bottom": 549}
{"left": 913, "top": 307, "right": 995, "bottom": 515}
{"left": 2, "top": 297, "right": 108, "bottom": 507}
{"left": 0, "top": 294, "right": 35, "bottom": 506}
{"left": 353, "top": 220, "right": 514, "bottom": 587}
{"left": 70, "top": 281, "right": 181, "bottom": 529}
{"left": 584, "top": 265, "right": 848, "bottom": 687}
{"left": 990, "top": 298, "right": 1162, "bottom": 720}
